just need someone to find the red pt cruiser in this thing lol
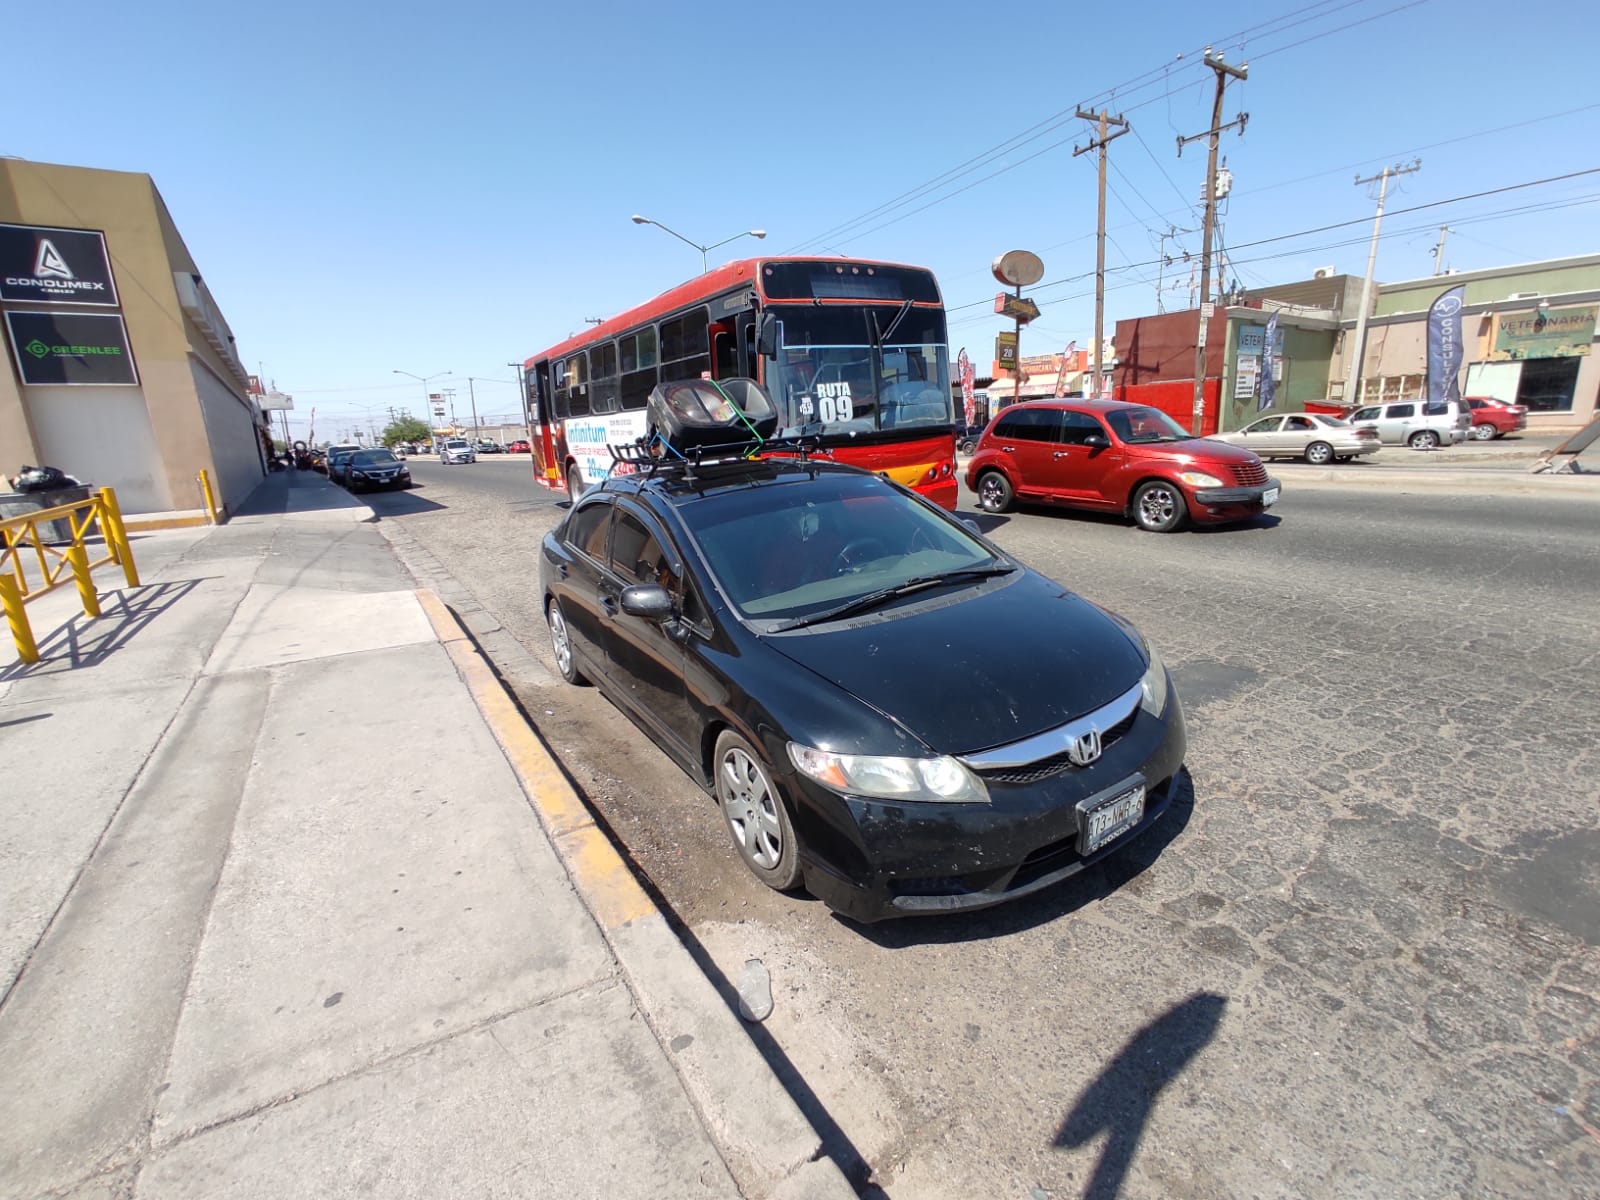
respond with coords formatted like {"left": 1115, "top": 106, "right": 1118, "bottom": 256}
{"left": 966, "top": 399, "right": 1280, "bottom": 532}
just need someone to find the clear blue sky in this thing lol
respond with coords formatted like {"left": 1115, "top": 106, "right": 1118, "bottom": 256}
{"left": 9, "top": 0, "right": 1596, "bottom": 440}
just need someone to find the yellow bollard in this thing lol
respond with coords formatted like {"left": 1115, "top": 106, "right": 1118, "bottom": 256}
{"left": 98, "top": 488, "right": 140, "bottom": 588}
{"left": 1, "top": 569, "right": 38, "bottom": 664}
{"left": 198, "top": 469, "right": 220, "bottom": 525}
{"left": 66, "top": 542, "right": 101, "bottom": 619}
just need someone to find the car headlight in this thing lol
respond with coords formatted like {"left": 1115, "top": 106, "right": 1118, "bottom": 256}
{"left": 1139, "top": 638, "right": 1170, "bottom": 716}
{"left": 1177, "top": 470, "right": 1224, "bottom": 488}
{"left": 787, "top": 742, "right": 989, "bottom": 805}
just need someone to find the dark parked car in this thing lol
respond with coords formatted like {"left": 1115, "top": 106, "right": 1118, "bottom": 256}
{"left": 341, "top": 448, "right": 412, "bottom": 491}
{"left": 325, "top": 446, "right": 362, "bottom": 484}
{"left": 965, "top": 399, "right": 1279, "bottom": 532}
{"left": 539, "top": 453, "right": 1186, "bottom": 923}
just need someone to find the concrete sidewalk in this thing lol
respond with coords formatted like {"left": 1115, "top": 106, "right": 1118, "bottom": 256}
{"left": 0, "top": 470, "right": 851, "bottom": 1200}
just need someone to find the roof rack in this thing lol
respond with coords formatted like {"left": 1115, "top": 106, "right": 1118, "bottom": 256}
{"left": 606, "top": 433, "right": 825, "bottom": 486}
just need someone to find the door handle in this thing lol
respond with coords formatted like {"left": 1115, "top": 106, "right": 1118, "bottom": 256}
{"left": 1053, "top": 451, "right": 1070, "bottom": 458}
{"left": 1001, "top": 446, "right": 1015, "bottom": 453}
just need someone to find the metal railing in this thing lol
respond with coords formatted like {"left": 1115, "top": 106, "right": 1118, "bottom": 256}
{"left": 1, "top": 487, "right": 140, "bottom": 664}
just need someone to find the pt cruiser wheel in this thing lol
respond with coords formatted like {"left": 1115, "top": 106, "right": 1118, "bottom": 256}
{"left": 1133, "top": 480, "right": 1187, "bottom": 533}
{"left": 714, "top": 731, "right": 801, "bottom": 891}
{"left": 976, "top": 470, "right": 1014, "bottom": 514}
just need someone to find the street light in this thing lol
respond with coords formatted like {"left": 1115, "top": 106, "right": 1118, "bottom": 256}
{"left": 630, "top": 215, "right": 766, "bottom": 273}
{"left": 393, "top": 368, "right": 451, "bottom": 439}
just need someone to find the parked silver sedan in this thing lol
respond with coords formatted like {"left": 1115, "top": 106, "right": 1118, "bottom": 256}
{"left": 1207, "top": 412, "right": 1381, "bottom": 465}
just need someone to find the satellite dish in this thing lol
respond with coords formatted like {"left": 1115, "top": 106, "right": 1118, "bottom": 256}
{"left": 992, "top": 251, "right": 1044, "bottom": 287}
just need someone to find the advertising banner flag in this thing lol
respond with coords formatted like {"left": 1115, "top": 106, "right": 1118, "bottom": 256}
{"left": 1258, "top": 311, "right": 1279, "bottom": 412}
{"left": 1426, "top": 285, "right": 1466, "bottom": 414}
{"left": 957, "top": 348, "right": 975, "bottom": 426}
{"left": 1054, "top": 340, "right": 1077, "bottom": 397}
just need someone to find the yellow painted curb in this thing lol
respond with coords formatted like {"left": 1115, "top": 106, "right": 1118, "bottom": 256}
{"left": 417, "top": 589, "right": 656, "bottom": 929}
{"left": 123, "top": 512, "right": 211, "bottom": 532}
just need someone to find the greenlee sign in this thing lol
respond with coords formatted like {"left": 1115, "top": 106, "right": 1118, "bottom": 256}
{"left": 4, "top": 310, "right": 138, "bottom": 385}
{"left": 1490, "top": 305, "right": 1596, "bottom": 361}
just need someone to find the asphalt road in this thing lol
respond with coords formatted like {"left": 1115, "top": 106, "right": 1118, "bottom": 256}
{"left": 370, "top": 458, "right": 1600, "bottom": 1200}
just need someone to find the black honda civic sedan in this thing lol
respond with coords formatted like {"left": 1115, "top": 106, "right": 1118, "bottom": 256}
{"left": 539, "top": 456, "right": 1187, "bottom": 922}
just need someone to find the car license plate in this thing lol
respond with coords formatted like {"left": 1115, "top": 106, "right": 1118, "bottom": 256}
{"left": 1081, "top": 783, "right": 1146, "bottom": 854}
{"left": 1261, "top": 487, "right": 1279, "bottom": 507}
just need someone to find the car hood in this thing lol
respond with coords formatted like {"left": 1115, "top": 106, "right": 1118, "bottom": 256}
{"left": 763, "top": 570, "right": 1146, "bottom": 755}
{"left": 1130, "top": 437, "right": 1260, "bottom": 467}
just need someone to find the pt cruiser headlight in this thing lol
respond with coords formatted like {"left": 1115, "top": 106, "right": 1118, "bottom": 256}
{"left": 788, "top": 743, "right": 990, "bottom": 805}
{"left": 1177, "top": 470, "right": 1224, "bottom": 488}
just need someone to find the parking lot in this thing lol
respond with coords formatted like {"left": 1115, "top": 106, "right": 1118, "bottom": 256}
{"left": 372, "top": 460, "right": 1600, "bottom": 1199}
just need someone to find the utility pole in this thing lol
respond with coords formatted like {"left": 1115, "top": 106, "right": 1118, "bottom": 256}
{"left": 1344, "top": 159, "right": 1422, "bottom": 406}
{"left": 1178, "top": 48, "right": 1248, "bottom": 434}
{"left": 467, "top": 377, "right": 480, "bottom": 440}
{"left": 1431, "top": 224, "right": 1450, "bottom": 276}
{"left": 508, "top": 361, "right": 532, "bottom": 445}
{"left": 1074, "top": 107, "right": 1128, "bottom": 399}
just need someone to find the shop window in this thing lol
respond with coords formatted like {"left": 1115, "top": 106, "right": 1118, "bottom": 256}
{"left": 1516, "top": 357, "right": 1580, "bottom": 412}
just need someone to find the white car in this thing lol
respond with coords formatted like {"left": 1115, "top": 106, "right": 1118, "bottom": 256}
{"left": 1207, "top": 412, "right": 1382, "bottom": 465}
{"left": 1345, "top": 399, "right": 1471, "bottom": 450}
{"left": 439, "top": 438, "right": 477, "bottom": 464}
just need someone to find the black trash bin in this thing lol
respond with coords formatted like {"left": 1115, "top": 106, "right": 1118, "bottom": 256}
{"left": 0, "top": 486, "right": 96, "bottom": 545}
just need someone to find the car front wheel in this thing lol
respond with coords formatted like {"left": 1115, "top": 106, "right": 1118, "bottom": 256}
{"left": 1132, "top": 480, "right": 1188, "bottom": 533}
{"left": 546, "top": 598, "right": 586, "bottom": 685}
{"left": 975, "top": 470, "right": 1014, "bottom": 513}
{"left": 1303, "top": 440, "right": 1334, "bottom": 465}
{"left": 1471, "top": 423, "right": 1498, "bottom": 440}
{"left": 1408, "top": 429, "right": 1441, "bottom": 450}
{"left": 714, "top": 731, "right": 802, "bottom": 891}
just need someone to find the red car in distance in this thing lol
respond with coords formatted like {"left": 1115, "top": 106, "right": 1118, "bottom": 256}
{"left": 966, "top": 399, "right": 1280, "bottom": 532}
{"left": 1464, "top": 397, "right": 1528, "bottom": 440}
{"left": 507, "top": 439, "right": 532, "bottom": 453}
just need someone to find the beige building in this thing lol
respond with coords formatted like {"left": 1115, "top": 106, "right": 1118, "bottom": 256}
{"left": 1, "top": 159, "right": 265, "bottom": 518}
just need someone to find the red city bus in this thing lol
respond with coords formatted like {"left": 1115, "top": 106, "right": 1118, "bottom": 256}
{"left": 521, "top": 257, "right": 958, "bottom": 508}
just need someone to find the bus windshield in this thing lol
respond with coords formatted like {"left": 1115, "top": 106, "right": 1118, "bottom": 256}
{"left": 766, "top": 305, "right": 952, "bottom": 437}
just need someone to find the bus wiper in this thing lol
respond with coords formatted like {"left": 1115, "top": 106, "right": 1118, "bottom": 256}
{"left": 770, "top": 565, "right": 1014, "bottom": 632}
{"left": 879, "top": 299, "right": 914, "bottom": 345}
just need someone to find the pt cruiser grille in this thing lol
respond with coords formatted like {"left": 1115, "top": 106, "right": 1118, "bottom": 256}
{"left": 1229, "top": 461, "right": 1268, "bottom": 487}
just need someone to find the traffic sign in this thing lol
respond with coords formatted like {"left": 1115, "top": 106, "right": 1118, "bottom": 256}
{"left": 994, "top": 293, "right": 1041, "bottom": 323}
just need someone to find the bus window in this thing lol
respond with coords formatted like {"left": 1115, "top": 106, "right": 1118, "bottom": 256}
{"left": 620, "top": 363, "right": 655, "bottom": 410}
{"left": 711, "top": 321, "right": 737, "bottom": 378}
{"left": 567, "top": 352, "right": 591, "bottom": 417}
{"left": 591, "top": 341, "right": 619, "bottom": 413}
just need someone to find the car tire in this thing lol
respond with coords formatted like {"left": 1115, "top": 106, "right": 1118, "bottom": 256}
{"left": 1471, "top": 423, "right": 1498, "bottom": 441}
{"left": 975, "top": 470, "right": 1014, "bottom": 514}
{"left": 1132, "top": 480, "right": 1188, "bottom": 533}
{"left": 546, "top": 598, "right": 586, "bottom": 686}
{"left": 713, "top": 730, "right": 802, "bottom": 892}
{"left": 1408, "top": 429, "right": 1441, "bottom": 450}
{"left": 958, "top": 437, "right": 977, "bottom": 455}
{"left": 1303, "top": 440, "right": 1335, "bottom": 466}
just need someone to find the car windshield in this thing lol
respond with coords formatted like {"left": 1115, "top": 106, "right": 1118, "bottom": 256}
{"left": 679, "top": 472, "right": 1003, "bottom": 628}
{"left": 445, "top": 440, "right": 468, "bottom": 448}
{"left": 1104, "top": 407, "right": 1191, "bottom": 444}
{"left": 351, "top": 450, "right": 396, "bottom": 465}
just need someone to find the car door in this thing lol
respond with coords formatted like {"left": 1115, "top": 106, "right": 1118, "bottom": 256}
{"left": 600, "top": 503, "right": 694, "bottom": 761}
{"left": 1376, "top": 402, "right": 1417, "bottom": 445}
{"left": 990, "top": 407, "right": 1065, "bottom": 501}
{"left": 1235, "top": 415, "right": 1286, "bottom": 457}
{"left": 552, "top": 497, "right": 614, "bottom": 677}
{"left": 1281, "top": 414, "right": 1317, "bottom": 455}
{"left": 1053, "top": 409, "right": 1122, "bottom": 506}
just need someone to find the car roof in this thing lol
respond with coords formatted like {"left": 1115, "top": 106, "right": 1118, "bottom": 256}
{"left": 1004, "top": 398, "right": 1148, "bottom": 414}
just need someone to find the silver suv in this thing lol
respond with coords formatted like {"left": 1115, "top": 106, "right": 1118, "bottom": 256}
{"left": 439, "top": 438, "right": 477, "bottom": 464}
{"left": 1347, "top": 399, "right": 1470, "bottom": 450}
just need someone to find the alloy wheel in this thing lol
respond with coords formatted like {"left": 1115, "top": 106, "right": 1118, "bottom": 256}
{"left": 719, "top": 747, "right": 783, "bottom": 870}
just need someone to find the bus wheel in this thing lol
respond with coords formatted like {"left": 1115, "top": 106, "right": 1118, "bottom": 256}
{"left": 565, "top": 464, "right": 584, "bottom": 504}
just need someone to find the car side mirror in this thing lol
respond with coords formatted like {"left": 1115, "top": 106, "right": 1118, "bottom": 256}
{"left": 1084, "top": 434, "right": 1110, "bottom": 449}
{"left": 961, "top": 518, "right": 981, "bottom": 535}
{"left": 620, "top": 583, "right": 674, "bottom": 621}
{"left": 755, "top": 312, "right": 779, "bottom": 358}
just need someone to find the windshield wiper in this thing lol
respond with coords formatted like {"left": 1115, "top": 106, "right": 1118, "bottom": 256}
{"left": 770, "top": 565, "right": 1014, "bottom": 632}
